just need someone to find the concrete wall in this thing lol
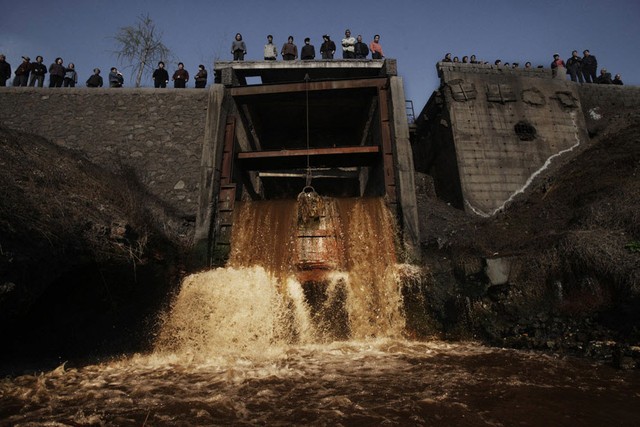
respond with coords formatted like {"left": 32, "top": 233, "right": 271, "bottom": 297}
{"left": 0, "top": 87, "right": 210, "bottom": 218}
{"left": 418, "top": 63, "right": 595, "bottom": 216}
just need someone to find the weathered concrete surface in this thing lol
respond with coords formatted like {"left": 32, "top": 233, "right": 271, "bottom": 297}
{"left": 414, "top": 63, "right": 604, "bottom": 216}
{"left": 389, "top": 76, "right": 420, "bottom": 260}
{"left": 194, "top": 85, "right": 227, "bottom": 264}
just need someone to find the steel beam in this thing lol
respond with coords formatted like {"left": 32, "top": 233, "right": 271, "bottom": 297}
{"left": 229, "top": 78, "right": 387, "bottom": 97}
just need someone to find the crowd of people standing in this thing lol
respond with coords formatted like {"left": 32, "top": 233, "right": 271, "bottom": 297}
{"left": 441, "top": 49, "right": 623, "bottom": 85}
{"left": 1, "top": 40, "right": 627, "bottom": 89}
{"left": 0, "top": 29, "right": 382, "bottom": 90}
{"left": 0, "top": 54, "right": 208, "bottom": 89}
{"left": 236, "top": 30, "right": 384, "bottom": 61}
{"left": 551, "top": 50, "right": 623, "bottom": 85}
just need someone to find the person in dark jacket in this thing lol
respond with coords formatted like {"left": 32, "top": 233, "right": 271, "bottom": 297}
{"left": 612, "top": 74, "right": 623, "bottom": 85}
{"left": 152, "top": 61, "right": 169, "bottom": 88}
{"left": 29, "top": 56, "right": 47, "bottom": 87}
{"left": 581, "top": 50, "right": 597, "bottom": 83}
{"left": 172, "top": 62, "right": 189, "bottom": 88}
{"left": 86, "top": 68, "right": 103, "bottom": 87}
{"left": 63, "top": 63, "right": 77, "bottom": 87}
{"left": 281, "top": 36, "right": 297, "bottom": 60}
{"left": 0, "top": 54, "right": 10, "bottom": 86}
{"left": 320, "top": 35, "right": 336, "bottom": 59}
{"left": 595, "top": 68, "right": 612, "bottom": 84}
{"left": 354, "top": 35, "right": 369, "bottom": 59}
{"left": 194, "top": 64, "right": 207, "bottom": 88}
{"left": 231, "top": 33, "right": 246, "bottom": 61}
{"left": 13, "top": 56, "right": 31, "bottom": 86}
{"left": 301, "top": 38, "right": 315, "bottom": 60}
{"left": 566, "top": 50, "right": 583, "bottom": 83}
{"left": 109, "top": 67, "right": 124, "bottom": 87}
{"left": 49, "top": 57, "right": 65, "bottom": 87}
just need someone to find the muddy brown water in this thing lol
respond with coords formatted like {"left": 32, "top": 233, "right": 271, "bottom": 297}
{"left": 1, "top": 339, "right": 639, "bottom": 426}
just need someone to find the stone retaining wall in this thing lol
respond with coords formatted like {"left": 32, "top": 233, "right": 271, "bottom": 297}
{"left": 0, "top": 87, "right": 210, "bottom": 218}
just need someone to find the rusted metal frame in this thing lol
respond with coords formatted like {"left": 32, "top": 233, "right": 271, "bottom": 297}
{"left": 211, "top": 116, "right": 237, "bottom": 264}
{"left": 377, "top": 84, "right": 397, "bottom": 203}
{"left": 239, "top": 104, "right": 262, "bottom": 151}
{"left": 237, "top": 146, "right": 379, "bottom": 160}
{"left": 220, "top": 117, "right": 236, "bottom": 185}
{"left": 359, "top": 98, "right": 378, "bottom": 146}
{"left": 229, "top": 78, "right": 388, "bottom": 97}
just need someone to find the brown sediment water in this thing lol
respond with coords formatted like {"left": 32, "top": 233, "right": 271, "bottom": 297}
{"left": 155, "top": 197, "right": 407, "bottom": 356}
{"left": 3, "top": 197, "right": 640, "bottom": 425}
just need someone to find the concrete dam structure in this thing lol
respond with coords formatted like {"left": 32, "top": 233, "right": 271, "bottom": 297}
{"left": 412, "top": 62, "right": 640, "bottom": 217}
{"left": 1, "top": 59, "right": 639, "bottom": 268}
{"left": 198, "top": 59, "right": 419, "bottom": 267}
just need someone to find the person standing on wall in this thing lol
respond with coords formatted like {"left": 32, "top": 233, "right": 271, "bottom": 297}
{"left": 281, "top": 36, "right": 298, "bottom": 60}
{"left": 0, "top": 54, "right": 11, "bottom": 86}
{"left": 63, "top": 63, "right": 77, "bottom": 87}
{"left": 152, "top": 61, "right": 169, "bottom": 88}
{"left": 354, "top": 35, "right": 369, "bottom": 59}
{"left": 194, "top": 64, "right": 207, "bottom": 88}
{"left": 172, "top": 62, "right": 189, "bottom": 88}
{"left": 320, "top": 35, "right": 336, "bottom": 59}
{"left": 29, "top": 56, "right": 47, "bottom": 87}
{"left": 13, "top": 56, "right": 31, "bottom": 86}
{"left": 566, "top": 50, "right": 583, "bottom": 83}
{"left": 231, "top": 33, "right": 247, "bottom": 61}
{"left": 551, "top": 53, "right": 565, "bottom": 78}
{"left": 109, "top": 67, "right": 124, "bottom": 87}
{"left": 581, "top": 50, "right": 597, "bottom": 83}
{"left": 301, "top": 38, "right": 315, "bottom": 60}
{"left": 86, "top": 68, "right": 103, "bottom": 87}
{"left": 341, "top": 29, "right": 355, "bottom": 59}
{"left": 264, "top": 35, "right": 277, "bottom": 60}
{"left": 369, "top": 34, "right": 384, "bottom": 59}
{"left": 49, "top": 57, "right": 65, "bottom": 87}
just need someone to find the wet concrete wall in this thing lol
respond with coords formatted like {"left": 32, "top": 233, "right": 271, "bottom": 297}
{"left": 0, "top": 87, "right": 210, "bottom": 219}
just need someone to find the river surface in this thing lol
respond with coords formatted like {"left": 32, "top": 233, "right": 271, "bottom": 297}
{"left": 1, "top": 339, "right": 639, "bottom": 426}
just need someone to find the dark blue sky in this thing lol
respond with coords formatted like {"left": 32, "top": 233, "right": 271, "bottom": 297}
{"left": 2, "top": 0, "right": 638, "bottom": 109}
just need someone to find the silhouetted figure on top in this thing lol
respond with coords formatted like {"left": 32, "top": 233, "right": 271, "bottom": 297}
{"left": 581, "top": 49, "right": 597, "bottom": 83}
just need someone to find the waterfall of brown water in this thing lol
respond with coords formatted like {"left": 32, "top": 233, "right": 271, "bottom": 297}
{"left": 156, "top": 197, "right": 407, "bottom": 357}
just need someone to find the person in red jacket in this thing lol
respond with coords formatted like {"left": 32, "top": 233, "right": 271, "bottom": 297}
{"left": 550, "top": 53, "right": 566, "bottom": 78}
{"left": 369, "top": 34, "right": 384, "bottom": 59}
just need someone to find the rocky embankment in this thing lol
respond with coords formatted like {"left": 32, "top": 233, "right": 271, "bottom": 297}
{"left": 0, "top": 127, "right": 190, "bottom": 368}
{"left": 413, "top": 110, "right": 640, "bottom": 368}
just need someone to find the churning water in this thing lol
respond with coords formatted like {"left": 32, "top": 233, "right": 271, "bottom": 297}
{"left": 1, "top": 197, "right": 639, "bottom": 426}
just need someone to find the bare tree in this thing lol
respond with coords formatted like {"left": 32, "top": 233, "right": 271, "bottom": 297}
{"left": 112, "top": 14, "right": 171, "bottom": 87}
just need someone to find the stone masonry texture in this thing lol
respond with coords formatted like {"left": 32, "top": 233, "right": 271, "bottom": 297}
{"left": 0, "top": 87, "right": 210, "bottom": 219}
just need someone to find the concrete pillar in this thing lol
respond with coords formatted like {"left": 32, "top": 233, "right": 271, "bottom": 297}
{"left": 193, "top": 84, "right": 227, "bottom": 266}
{"left": 389, "top": 76, "right": 421, "bottom": 261}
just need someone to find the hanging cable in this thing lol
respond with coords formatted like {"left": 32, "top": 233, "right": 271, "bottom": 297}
{"left": 297, "top": 73, "right": 322, "bottom": 221}
{"left": 304, "top": 73, "right": 312, "bottom": 188}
